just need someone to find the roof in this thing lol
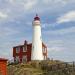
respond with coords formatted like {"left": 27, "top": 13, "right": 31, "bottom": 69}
{"left": 13, "top": 45, "right": 24, "bottom": 48}
{"left": 0, "top": 58, "right": 7, "bottom": 61}
{"left": 42, "top": 42, "right": 47, "bottom": 48}
{"left": 13, "top": 40, "right": 47, "bottom": 48}
{"left": 13, "top": 44, "right": 31, "bottom": 48}
{"left": 34, "top": 14, "right": 40, "bottom": 21}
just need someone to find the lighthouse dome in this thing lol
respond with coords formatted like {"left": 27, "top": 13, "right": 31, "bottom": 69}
{"left": 34, "top": 14, "right": 40, "bottom": 21}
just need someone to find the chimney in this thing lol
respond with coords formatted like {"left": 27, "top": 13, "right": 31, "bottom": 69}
{"left": 24, "top": 40, "right": 27, "bottom": 45}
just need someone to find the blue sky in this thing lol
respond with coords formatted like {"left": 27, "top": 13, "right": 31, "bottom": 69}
{"left": 0, "top": 0, "right": 75, "bottom": 62}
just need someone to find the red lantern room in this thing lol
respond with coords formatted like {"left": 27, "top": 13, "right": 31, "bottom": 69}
{"left": 34, "top": 14, "right": 40, "bottom": 21}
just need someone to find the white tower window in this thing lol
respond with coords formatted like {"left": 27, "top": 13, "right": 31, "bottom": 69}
{"left": 16, "top": 47, "right": 20, "bottom": 53}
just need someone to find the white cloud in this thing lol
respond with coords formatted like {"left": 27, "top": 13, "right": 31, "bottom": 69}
{"left": 48, "top": 40, "right": 63, "bottom": 45}
{"left": 0, "top": 12, "right": 8, "bottom": 19}
{"left": 24, "top": 0, "right": 37, "bottom": 10}
{"left": 57, "top": 11, "right": 75, "bottom": 23}
{"left": 9, "top": 0, "right": 37, "bottom": 11}
{"left": 9, "top": 0, "right": 22, "bottom": 4}
{"left": 45, "top": 26, "right": 75, "bottom": 35}
{"left": 48, "top": 46, "right": 64, "bottom": 52}
{"left": 43, "top": 0, "right": 67, "bottom": 5}
{"left": 9, "top": 0, "right": 14, "bottom": 3}
{"left": 0, "top": 0, "right": 75, "bottom": 61}
{"left": 47, "top": 40, "right": 64, "bottom": 52}
{"left": 0, "top": 27, "right": 19, "bottom": 38}
{"left": 54, "top": 27, "right": 75, "bottom": 34}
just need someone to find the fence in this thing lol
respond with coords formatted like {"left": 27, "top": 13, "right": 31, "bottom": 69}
{"left": 41, "top": 61, "right": 75, "bottom": 71}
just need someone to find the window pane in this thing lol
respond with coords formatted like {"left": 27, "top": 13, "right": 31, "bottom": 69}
{"left": 16, "top": 47, "right": 20, "bottom": 53}
{"left": 22, "top": 55, "right": 27, "bottom": 62}
{"left": 23, "top": 46, "right": 27, "bottom": 52}
{"left": 15, "top": 56, "right": 19, "bottom": 63}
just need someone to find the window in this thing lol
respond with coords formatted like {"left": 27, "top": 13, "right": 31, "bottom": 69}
{"left": 16, "top": 47, "right": 20, "bottom": 53}
{"left": 22, "top": 55, "right": 27, "bottom": 62}
{"left": 40, "top": 36, "right": 42, "bottom": 41}
{"left": 23, "top": 47, "right": 25, "bottom": 52}
{"left": 44, "top": 48, "right": 46, "bottom": 53}
{"left": 44, "top": 56, "right": 47, "bottom": 60}
{"left": 43, "top": 47, "right": 44, "bottom": 51}
{"left": 15, "top": 56, "right": 20, "bottom": 63}
{"left": 23, "top": 46, "right": 27, "bottom": 52}
{"left": 25, "top": 46, "right": 27, "bottom": 51}
{"left": 43, "top": 47, "right": 45, "bottom": 53}
{"left": 43, "top": 47, "right": 46, "bottom": 53}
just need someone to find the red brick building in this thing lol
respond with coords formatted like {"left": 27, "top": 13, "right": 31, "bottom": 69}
{"left": 0, "top": 58, "right": 7, "bottom": 75}
{"left": 13, "top": 40, "right": 47, "bottom": 63}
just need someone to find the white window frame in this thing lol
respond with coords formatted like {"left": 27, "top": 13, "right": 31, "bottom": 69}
{"left": 23, "top": 46, "right": 27, "bottom": 52}
{"left": 16, "top": 47, "right": 20, "bottom": 53}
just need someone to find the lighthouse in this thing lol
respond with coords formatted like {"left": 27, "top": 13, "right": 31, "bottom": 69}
{"left": 31, "top": 14, "right": 44, "bottom": 60}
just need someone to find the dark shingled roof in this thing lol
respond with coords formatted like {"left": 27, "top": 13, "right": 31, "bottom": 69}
{"left": 0, "top": 58, "right": 7, "bottom": 61}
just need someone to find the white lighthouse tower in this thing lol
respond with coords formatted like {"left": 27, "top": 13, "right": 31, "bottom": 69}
{"left": 31, "top": 14, "right": 44, "bottom": 60}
